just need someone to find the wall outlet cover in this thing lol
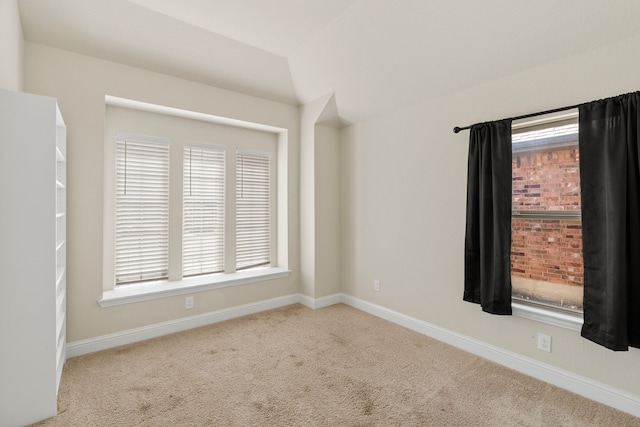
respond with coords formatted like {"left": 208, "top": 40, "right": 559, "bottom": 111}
{"left": 537, "top": 333, "right": 552, "bottom": 353}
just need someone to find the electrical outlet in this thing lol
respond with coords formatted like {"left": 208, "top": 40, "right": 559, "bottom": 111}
{"left": 537, "top": 333, "right": 551, "bottom": 353}
{"left": 186, "top": 296, "right": 194, "bottom": 309}
{"left": 374, "top": 280, "right": 380, "bottom": 291}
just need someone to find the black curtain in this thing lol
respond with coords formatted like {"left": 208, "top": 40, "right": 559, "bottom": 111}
{"left": 464, "top": 119, "right": 513, "bottom": 315}
{"left": 579, "top": 92, "right": 640, "bottom": 351}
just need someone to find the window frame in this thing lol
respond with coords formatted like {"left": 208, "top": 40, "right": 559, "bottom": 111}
{"left": 510, "top": 111, "right": 584, "bottom": 330}
{"left": 101, "top": 97, "right": 290, "bottom": 307}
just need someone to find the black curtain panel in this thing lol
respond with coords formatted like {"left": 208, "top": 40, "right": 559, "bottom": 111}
{"left": 464, "top": 119, "right": 513, "bottom": 315}
{"left": 579, "top": 92, "right": 640, "bottom": 351}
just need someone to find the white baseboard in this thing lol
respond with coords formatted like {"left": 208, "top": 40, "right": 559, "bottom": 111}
{"left": 298, "top": 292, "right": 343, "bottom": 309}
{"left": 67, "top": 292, "right": 640, "bottom": 418}
{"left": 67, "top": 293, "right": 302, "bottom": 358}
{"left": 340, "top": 294, "right": 640, "bottom": 419}
{"left": 69, "top": 292, "right": 342, "bottom": 358}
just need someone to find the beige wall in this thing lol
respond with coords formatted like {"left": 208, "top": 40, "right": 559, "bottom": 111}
{"left": 299, "top": 98, "right": 322, "bottom": 297}
{"left": 24, "top": 42, "right": 300, "bottom": 342}
{"left": 340, "top": 34, "right": 640, "bottom": 396}
{"left": 0, "top": 0, "right": 23, "bottom": 91}
{"left": 314, "top": 124, "right": 341, "bottom": 297}
{"left": 299, "top": 95, "right": 342, "bottom": 298}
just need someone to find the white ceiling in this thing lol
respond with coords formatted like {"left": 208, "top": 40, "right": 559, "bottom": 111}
{"left": 18, "top": 0, "right": 640, "bottom": 122}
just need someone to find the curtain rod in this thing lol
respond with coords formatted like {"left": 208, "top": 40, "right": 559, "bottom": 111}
{"left": 453, "top": 102, "right": 582, "bottom": 133}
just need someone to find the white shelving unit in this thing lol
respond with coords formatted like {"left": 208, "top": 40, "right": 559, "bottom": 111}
{"left": 0, "top": 90, "right": 67, "bottom": 427}
{"left": 55, "top": 104, "right": 67, "bottom": 393}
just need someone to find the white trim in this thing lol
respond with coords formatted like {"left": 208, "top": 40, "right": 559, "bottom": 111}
{"left": 340, "top": 294, "right": 640, "bottom": 418}
{"left": 115, "top": 132, "right": 169, "bottom": 145}
{"left": 105, "top": 95, "right": 285, "bottom": 134}
{"left": 298, "top": 293, "right": 343, "bottom": 309}
{"left": 237, "top": 147, "right": 272, "bottom": 158}
{"left": 99, "top": 268, "right": 290, "bottom": 307}
{"left": 70, "top": 293, "right": 301, "bottom": 357}
{"left": 512, "top": 109, "right": 579, "bottom": 130}
{"left": 184, "top": 141, "right": 225, "bottom": 151}
{"left": 512, "top": 302, "right": 582, "bottom": 332}
{"left": 76, "top": 292, "right": 342, "bottom": 356}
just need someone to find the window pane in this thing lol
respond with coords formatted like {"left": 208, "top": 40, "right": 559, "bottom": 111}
{"left": 236, "top": 151, "right": 271, "bottom": 271}
{"left": 511, "top": 218, "right": 583, "bottom": 311}
{"left": 115, "top": 138, "right": 169, "bottom": 284}
{"left": 511, "top": 119, "right": 583, "bottom": 313}
{"left": 183, "top": 145, "right": 225, "bottom": 277}
{"left": 512, "top": 144, "right": 581, "bottom": 211}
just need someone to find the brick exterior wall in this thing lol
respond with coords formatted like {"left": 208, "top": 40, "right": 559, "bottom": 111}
{"left": 511, "top": 219, "right": 583, "bottom": 286}
{"left": 511, "top": 145, "right": 583, "bottom": 287}
{"left": 512, "top": 146, "right": 580, "bottom": 211}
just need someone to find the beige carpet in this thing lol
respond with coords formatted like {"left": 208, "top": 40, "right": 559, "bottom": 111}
{"left": 32, "top": 304, "right": 639, "bottom": 426}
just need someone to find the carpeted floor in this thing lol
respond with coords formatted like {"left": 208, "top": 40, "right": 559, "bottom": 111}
{"left": 32, "top": 304, "right": 640, "bottom": 426}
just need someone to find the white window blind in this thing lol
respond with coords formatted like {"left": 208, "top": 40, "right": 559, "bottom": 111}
{"left": 183, "top": 144, "right": 225, "bottom": 277}
{"left": 115, "top": 136, "right": 170, "bottom": 284}
{"left": 512, "top": 123, "right": 579, "bottom": 143}
{"left": 236, "top": 150, "right": 271, "bottom": 271}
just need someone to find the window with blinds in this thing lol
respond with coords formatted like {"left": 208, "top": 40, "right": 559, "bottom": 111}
{"left": 236, "top": 150, "right": 271, "bottom": 271}
{"left": 115, "top": 135, "right": 170, "bottom": 284}
{"left": 183, "top": 144, "right": 225, "bottom": 277}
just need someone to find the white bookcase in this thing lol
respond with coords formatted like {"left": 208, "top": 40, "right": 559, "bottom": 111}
{"left": 0, "top": 90, "right": 67, "bottom": 427}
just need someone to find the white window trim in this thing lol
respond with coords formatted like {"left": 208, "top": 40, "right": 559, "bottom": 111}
{"left": 237, "top": 147, "right": 272, "bottom": 158}
{"left": 115, "top": 132, "right": 170, "bottom": 145}
{"left": 512, "top": 302, "right": 583, "bottom": 331}
{"left": 511, "top": 110, "right": 583, "bottom": 332}
{"left": 102, "top": 96, "right": 291, "bottom": 307}
{"left": 99, "top": 267, "right": 290, "bottom": 307}
{"left": 184, "top": 141, "right": 226, "bottom": 152}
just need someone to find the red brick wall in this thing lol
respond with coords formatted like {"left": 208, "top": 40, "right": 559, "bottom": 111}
{"left": 512, "top": 146, "right": 580, "bottom": 211}
{"left": 511, "top": 219, "right": 583, "bottom": 286}
{"left": 511, "top": 145, "right": 583, "bottom": 287}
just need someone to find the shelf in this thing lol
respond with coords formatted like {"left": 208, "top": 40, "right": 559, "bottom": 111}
{"left": 57, "top": 250, "right": 66, "bottom": 272}
{"left": 56, "top": 345, "right": 65, "bottom": 393}
{"left": 56, "top": 328, "right": 65, "bottom": 368}
{"left": 56, "top": 299, "right": 66, "bottom": 328}
{"left": 56, "top": 266, "right": 65, "bottom": 283}
{"left": 56, "top": 269, "right": 65, "bottom": 305}
{"left": 56, "top": 300, "right": 65, "bottom": 330}
{"left": 56, "top": 146, "right": 65, "bottom": 162}
{"left": 56, "top": 342, "right": 65, "bottom": 369}
{"left": 57, "top": 215, "right": 66, "bottom": 239}
{"left": 56, "top": 267, "right": 66, "bottom": 288}
{"left": 1, "top": 89, "right": 67, "bottom": 425}
{"left": 56, "top": 332, "right": 66, "bottom": 382}
{"left": 56, "top": 161, "right": 66, "bottom": 186}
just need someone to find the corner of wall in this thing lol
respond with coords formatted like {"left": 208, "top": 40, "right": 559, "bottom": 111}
{"left": 299, "top": 93, "right": 343, "bottom": 298}
{"left": 0, "top": 0, "right": 24, "bottom": 91}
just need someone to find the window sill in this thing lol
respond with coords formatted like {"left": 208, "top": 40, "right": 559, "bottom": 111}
{"left": 512, "top": 301, "right": 583, "bottom": 332}
{"left": 99, "top": 267, "right": 290, "bottom": 308}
